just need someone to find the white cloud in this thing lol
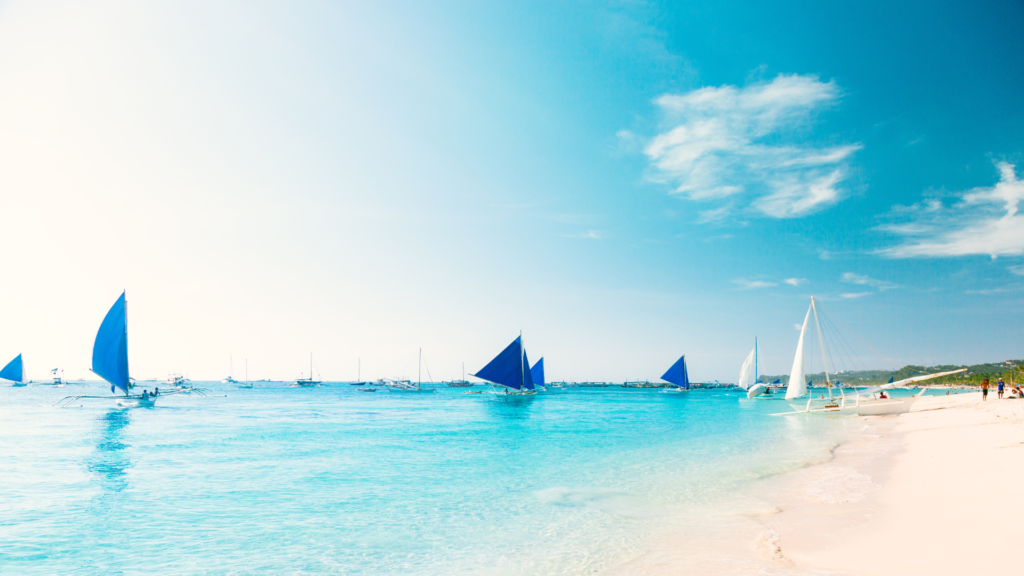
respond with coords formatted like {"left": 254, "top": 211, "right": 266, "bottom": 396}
{"left": 879, "top": 162, "right": 1024, "bottom": 259}
{"left": 783, "top": 278, "right": 806, "bottom": 286}
{"left": 841, "top": 272, "right": 898, "bottom": 291}
{"left": 733, "top": 279, "right": 777, "bottom": 289}
{"left": 643, "top": 74, "right": 861, "bottom": 219}
{"left": 1011, "top": 265, "right": 1024, "bottom": 276}
{"left": 840, "top": 292, "right": 872, "bottom": 299}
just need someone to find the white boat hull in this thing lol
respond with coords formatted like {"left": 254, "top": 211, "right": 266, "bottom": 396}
{"left": 746, "top": 383, "right": 767, "bottom": 399}
{"left": 116, "top": 396, "right": 155, "bottom": 408}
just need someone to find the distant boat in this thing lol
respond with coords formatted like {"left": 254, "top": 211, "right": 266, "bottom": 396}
{"left": 386, "top": 349, "right": 434, "bottom": 392}
{"left": 291, "top": 353, "right": 322, "bottom": 387}
{"left": 237, "top": 359, "right": 253, "bottom": 388}
{"left": 472, "top": 335, "right": 536, "bottom": 396}
{"left": 356, "top": 387, "right": 376, "bottom": 392}
{"left": 166, "top": 374, "right": 192, "bottom": 390}
{"left": 349, "top": 358, "right": 369, "bottom": 386}
{"left": 660, "top": 354, "right": 690, "bottom": 393}
{"left": 223, "top": 356, "right": 238, "bottom": 384}
{"left": 738, "top": 339, "right": 772, "bottom": 399}
{"left": 446, "top": 362, "right": 472, "bottom": 387}
{"left": 49, "top": 368, "right": 66, "bottom": 387}
{"left": 1, "top": 353, "right": 25, "bottom": 387}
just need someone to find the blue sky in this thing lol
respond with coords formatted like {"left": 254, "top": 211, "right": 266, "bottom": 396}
{"left": 0, "top": 0, "right": 1021, "bottom": 382}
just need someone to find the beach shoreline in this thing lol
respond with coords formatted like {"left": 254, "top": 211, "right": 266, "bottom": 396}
{"left": 766, "top": 391, "right": 1024, "bottom": 575}
{"left": 614, "top": 391, "right": 1024, "bottom": 575}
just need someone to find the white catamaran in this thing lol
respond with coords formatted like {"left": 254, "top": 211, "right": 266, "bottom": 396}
{"left": 774, "top": 297, "right": 966, "bottom": 416}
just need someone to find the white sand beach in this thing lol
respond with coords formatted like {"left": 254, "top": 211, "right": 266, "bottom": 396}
{"left": 768, "top": 391, "right": 1024, "bottom": 575}
{"left": 617, "top": 391, "right": 1024, "bottom": 575}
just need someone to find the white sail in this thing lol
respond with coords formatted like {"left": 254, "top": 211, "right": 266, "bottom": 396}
{"left": 737, "top": 347, "right": 755, "bottom": 390}
{"left": 785, "top": 304, "right": 813, "bottom": 400}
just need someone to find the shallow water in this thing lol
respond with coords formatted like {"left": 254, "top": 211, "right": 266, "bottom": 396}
{"left": 0, "top": 383, "right": 871, "bottom": 574}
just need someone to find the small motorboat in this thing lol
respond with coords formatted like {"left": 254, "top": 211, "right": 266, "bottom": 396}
{"left": 356, "top": 388, "right": 376, "bottom": 392}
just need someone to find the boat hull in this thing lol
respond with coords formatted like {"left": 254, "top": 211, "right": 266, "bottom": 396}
{"left": 746, "top": 384, "right": 768, "bottom": 398}
{"left": 116, "top": 396, "right": 155, "bottom": 408}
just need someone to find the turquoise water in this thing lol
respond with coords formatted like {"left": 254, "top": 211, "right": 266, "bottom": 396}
{"left": 0, "top": 384, "right": 853, "bottom": 574}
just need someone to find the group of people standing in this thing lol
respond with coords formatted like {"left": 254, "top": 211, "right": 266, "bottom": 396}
{"left": 980, "top": 378, "right": 1020, "bottom": 401}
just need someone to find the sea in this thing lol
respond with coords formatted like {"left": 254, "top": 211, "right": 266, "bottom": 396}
{"left": 0, "top": 382, "right": 881, "bottom": 575}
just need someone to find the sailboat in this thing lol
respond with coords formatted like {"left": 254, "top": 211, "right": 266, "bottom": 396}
{"left": 446, "top": 362, "right": 472, "bottom": 387}
{"left": 291, "top": 353, "right": 322, "bottom": 387}
{"left": 1, "top": 354, "right": 25, "bottom": 386}
{"left": 223, "top": 356, "right": 238, "bottom": 384}
{"left": 774, "top": 297, "right": 966, "bottom": 416}
{"left": 660, "top": 354, "right": 690, "bottom": 393}
{"left": 387, "top": 348, "right": 435, "bottom": 392}
{"left": 56, "top": 292, "right": 203, "bottom": 408}
{"left": 473, "top": 335, "right": 536, "bottom": 396}
{"left": 349, "top": 358, "right": 369, "bottom": 385}
{"left": 531, "top": 357, "right": 546, "bottom": 392}
{"left": 738, "top": 339, "right": 771, "bottom": 399}
{"left": 237, "top": 359, "right": 253, "bottom": 388}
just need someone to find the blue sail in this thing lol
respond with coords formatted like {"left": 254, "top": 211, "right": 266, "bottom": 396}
{"left": 522, "top": 350, "right": 535, "bottom": 391}
{"left": 473, "top": 336, "right": 525, "bottom": 390}
{"left": 772, "top": 379, "right": 781, "bottom": 384}
{"left": 0, "top": 354, "right": 23, "bottom": 383}
{"left": 530, "top": 357, "right": 545, "bottom": 388}
{"left": 661, "top": 355, "right": 689, "bottom": 389}
{"left": 92, "top": 292, "right": 130, "bottom": 395}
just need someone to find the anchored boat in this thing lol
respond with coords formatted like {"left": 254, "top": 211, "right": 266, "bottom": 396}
{"left": 773, "top": 297, "right": 966, "bottom": 416}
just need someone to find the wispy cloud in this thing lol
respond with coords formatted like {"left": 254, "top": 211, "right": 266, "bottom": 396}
{"left": 1011, "top": 265, "right": 1024, "bottom": 276}
{"left": 733, "top": 279, "right": 777, "bottom": 289}
{"left": 840, "top": 292, "right": 872, "bottom": 299}
{"left": 643, "top": 74, "right": 861, "bottom": 219}
{"left": 783, "top": 278, "right": 806, "bottom": 286}
{"left": 562, "top": 230, "right": 602, "bottom": 239}
{"left": 878, "top": 161, "right": 1024, "bottom": 259}
{"left": 841, "top": 272, "right": 899, "bottom": 291}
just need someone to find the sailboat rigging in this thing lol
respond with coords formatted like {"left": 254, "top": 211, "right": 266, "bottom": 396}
{"left": 773, "top": 297, "right": 966, "bottom": 416}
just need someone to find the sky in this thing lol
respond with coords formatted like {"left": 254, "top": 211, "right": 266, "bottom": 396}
{"left": 0, "top": 0, "right": 1021, "bottom": 383}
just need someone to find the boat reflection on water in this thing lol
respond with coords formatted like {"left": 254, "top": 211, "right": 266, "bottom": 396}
{"left": 88, "top": 408, "right": 132, "bottom": 494}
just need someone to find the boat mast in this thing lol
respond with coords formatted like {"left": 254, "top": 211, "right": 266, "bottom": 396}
{"left": 810, "top": 297, "right": 832, "bottom": 399}
{"left": 521, "top": 331, "right": 525, "bottom": 391}
{"left": 123, "top": 290, "right": 130, "bottom": 396}
{"left": 754, "top": 337, "right": 758, "bottom": 387}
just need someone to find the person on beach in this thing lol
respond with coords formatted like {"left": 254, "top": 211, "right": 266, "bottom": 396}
{"left": 981, "top": 378, "right": 989, "bottom": 401}
{"left": 998, "top": 378, "right": 1005, "bottom": 399}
